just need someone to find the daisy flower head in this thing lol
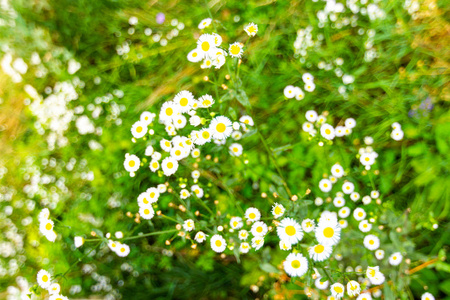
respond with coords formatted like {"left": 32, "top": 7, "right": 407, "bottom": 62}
{"left": 160, "top": 139, "right": 172, "bottom": 152}
{"left": 161, "top": 157, "right": 178, "bottom": 176}
{"left": 209, "top": 116, "right": 232, "bottom": 140}
{"left": 333, "top": 196, "right": 345, "bottom": 208}
{"left": 421, "top": 292, "right": 435, "bottom": 300}
{"left": 305, "top": 110, "right": 318, "bottom": 122}
{"left": 304, "top": 82, "right": 316, "bottom": 92}
{"left": 195, "top": 231, "right": 206, "bottom": 243}
{"left": 319, "top": 178, "right": 333, "bottom": 193}
{"left": 124, "top": 154, "right": 140, "bottom": 172}
{"left": 228, "top": 42, "right": 244, "bottom": 58}
{"left": 199, "top": 94, "right": 214, "bottom": 108}
{"left": 335, "top": 126, "right": 345, "bottom": 137}
{"left": 146, "top": 187, "right": 160, "bottom": 203}
{"left": 230, "top": 217, "right": 244, "bottom": 229}
{"left": 315, "top": 220, "right": 341, "bottom": 246}
{"left": 145, "top": 145, "right": 154, "bottom": 156}
{"left": 279, "top": 240, "right": 292, "bottom": 251}
{"left": 139, "top": 206, "right": 155, "bottom": 220}
{"left": 245, "top": 207, "right": 261, "bottom": 222}
{"left": 74, "top": 236, "right": 84, "bottom": 248}
{"left": 37, "top": 269, "right": 52, "bottom": 288}
{"left": 321, "top": 123, "right": 335, "bottom": 140}
{"left": 364, "top": 235, "right": 380, "bottom": 251}
{"left": 159, "top": 101, "right": 179, "bottom": 124}
{"left": 302, "top": 121, "right": 314, "bottom": 132}
{"left": 342, "top": 181, "right": 355, "bottom": 194}
{"left": 49, "top": 295, "right": 69, "bottom": 300}
{"left": 197, "top": 34, "right": 216, "bottom": 56}
{"left": 38, "top": 208, "right": 50, "bottom": 223}
{"left": 331, "top": 164, "right": 344, "bottom": 178}
{"left": 240, "top": 242, "right": 251, "bottom": 253}
{"left": 350, "top": 192, "right": 360, "bottom": 201}
{"left": 187, "top": 48, "right": 204, "bottom": 63}
{"left": 360, "top": 152, "right": 376, "bottom": 167}
{"left": 277, "top": 217, "right": 304, "bottom": 245}
{"left": 391, "top": 128, "right": 404, "bottom": 141}
{"left": 308, "top": 244, "right": 332, "bottom": 262}
{"left": 48, "top": 283, "right": 60, "bottom": 295}
{"left": 191, "top": 184, "right": 204, "bottom": 198}
{"left": 183, "top": 219, "right": 195, "bottom": 232}
{"left": 362, "top": 195, "right": 372, "bottom": 205}
{"left": 173, "top": 90, "right": 194, "bottom": 113}
{"left": 315, "top": 278, "right": 329, "bottom": 290}
{"left": 238, "top": 229, "right": 249, "bottom": 240}
{"left": 301, "top": 218, "right": 316, "bottom": 233}
{"left": 140, "top": 111, "right": 155, "bottom": 125}
{"left": 357, "top": 293, "right": 373, "bottom": 300}
{"left": 353, "top": 207, "right": 366, "bottom": 221}
{"left": 191, "top": 148, "right": 201, "bottom": 158}
{"left": 347, "top": 281, "right": 361, "bottom": 297}
{"left": 319, "top": 211, "right": 338, "bottom": 225}
{"left": 371, "top": 190, "right": 380, "bottom": 199}
{"left": 345, "top": 118, "right": 356, "bottom": 129}
{"left": 338, "top": 207, "right": 350, "bottom": 218}
{"left": 191, "top": 170, "right": 201, "bottom": 179}
{"left": 389, "top": 252, "right": 403, "bottom": 266}
{"left": 189, "top": 115, "right": 201, "bottom": 127}
{"left": 302, "top": 73, "right": 314, "bottom": 83}
{"left": 149, "top": 160, "right": 160, "bottom": 172}
{"left": 131, "top": 121, "right": 147, "bottom": 138}
{"left": 251, "top": 221, "right": 268, "bottom": 237}
{"left": 244, "top": 22, "right": 258, "bottom": 36}
{"left": 284, "top": 85, "right": 296, "bottom": 99}
{"left": 284, "top": 253, "right": 308, "bottom": 277}
{"left": 212, "top": 33, "right": 223, "bottom": 47}
{"left": 229, "top": 143, "right": 243, "bottom": 157}
{"left": 359, "top": 220, "right": 372, "bottom": 232}
{"left": 330, "top": 283, "right": 345, "bottom": 298}
{"left": 366, "top": 266, "right": 385, "bottom": 285}
{"left": 338, "top": 219, "right": 348, "bottom": 228}
{"left": 315, "top": 197, "right": 324, "bottom": 206}
{"left": 295, "top": 88, "right": 305, "bottom": 100}
{"left": 251, "top": 236, "right": 265, "bottom": 250}
{"left": 116, "top": 243, "right": 131, "bottom": 257}
{"left": 171, "top": 146, "right": 188, "bottom": 160}
{"left": 375, "top": 249, "right": 385, "bottom": 260}
{"left": 210, "top": 234, "right": 227, "bottom": 253}
{"left": 239, "top": 115, "right": 254, "bottom": 126}
{"left": 201, "top": 57, "right": 213, "bottom": 69}
{"left": 198, "top": 18, "right": 212, "bottom": 29}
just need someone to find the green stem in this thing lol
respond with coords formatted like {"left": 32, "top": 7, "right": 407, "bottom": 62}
{"left": 58, "top": 241, "right": 102, "bottom": 281}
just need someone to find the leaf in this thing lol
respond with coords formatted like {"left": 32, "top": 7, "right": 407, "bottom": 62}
{"left": 235, "top": 89, "right": 251, "bottom": 110}
{"left": 260, "top": 263, "right": 280, "bottom": 274}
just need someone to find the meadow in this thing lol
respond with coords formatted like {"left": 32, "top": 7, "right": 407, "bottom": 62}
{"left": 0, "top": 0, "right": 449, "bottom": 299}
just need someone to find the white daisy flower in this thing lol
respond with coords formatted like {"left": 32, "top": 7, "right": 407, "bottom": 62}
{"left": 238, "top": 229, "right": 249, "bottom": 240}
{"left": 338, "top": 219, "right": 348, "bottom": 228}
{"left": 239, "top": 242, "right": 251, "bottom": 253}
{"left": 191, "top": 184, "right": 204, "bottom": 198}
{"left": 174, "top": 90, "right": 194, "bottom": 113}
{"left": 116, "top": 244, "right": 130, "bottom": 257}
{"left": 161, "top": 157, "right": 178, "bottom": 176}
{"left": 197, "top": 34, "right": 216, "bottom": 56}
{"left": 342, "top": 182, "right": 355, "bottom": 194}
{"left": 284, "top": 253, "right": 308, "bottom": 277}
{"left": 239, "top": 115, "right": 254, "bottom": 126}
{"left": 315, "top": 278, "right": 329, "bottom": 290}
{"left": 231, "top": 131, "right": 243, "bottom": 140}
{"left": 149, "top": 160, "right": 160, "bottom": 172}
{"left": 319, "top": 178, "right": 333, "bottom": 192}
{"left": 245, "top": 207, "right": 261, "bottom": 222}
{"left": 139, "top": 206, "right": 155, "bottom": 220}
{"left": 160, "top": 139, "right": 172, "bottom": 152}
{"left": 251, "top": 221, "right": 268, "bottom": 237}
{"left": 375, "top": 249, "right": 385, "bottom": 260}
{"left": 391, "top": 128, "right": 404, "bottom": 141}
{"left": 370, "top": 190, "right": 380, "bottom": 199}
{"left": 360, "top": 152, "right": 376, "bottom": 166}
{"left": 194, "top": 128, "right": 212, "bottom": 145}
{"left": 144, "top": 145, "right": 154, "bottom": 157}
{"left": 277, "top": 218, "right": 304, "bottom": 245}
{"left": 38, "top": 208, "right": 50, "bottom": 223}
{"left": 251, "top": 236, "right": 264, "bottom": 250}
{"left": 189, "top": 115, "right": 201, "bottom": 127}
{"left": 362, "top": 195, "right": 372, "bottom": 205}
{"left": 284, "top": 85, "right": 296, "bottom": 98}
{"left": 146, "top": 187, "right": 160, "bottom": 203}
{"left": 37, "top": 269, "right": 52, "bottom": 289}
{"left": 137, "top": 192, "right": 151, "bottom": 208}
{"left": 158, "top": 184, "right": 167, "bottom": 193}
{"left": 345, "top": 118, "right": 356, "bottom": 129}
{"left": 308, "top": 244, "right": 333, "bottom": 262}
{"left": 108, "top": 240, "right": 120, "bottom": 252}
{"left": 209, "top": 116, "right": 233, "bottom": 140}
{"left": 366, "top": 266, "right": 385, "bottom": 285}
{"left": 230, "top": 217, "right": 243, "bottom": 230}
{"left": 191, "top": 170, "right": 201, "bottom": 179}
{"left": 301, "top": 219, "right": 316, "bottom": 233}
{"left": 244, "top": 22, "right": 258, "bottom": 36}
{"left": 173, "top": 115, "right": 187, "bottom": 129}
{"left": 359, "top": 220, "right": 372, "bottom": 232}
{"left": 353, "top": 208, "right": 366, "bottom": 221}
{"left": 330, "top": 283, "right": 345, "bottom": 298}
{"left": 315, "top": 197, "right": 324, "bottom": 206}
{"left": 321, "top": 124, "right": 335, "bottom": 140}
{"left": 180, "top": 188, "right": 191, "bottom": 199}
{"left": 228, "top": 42, "right": 244, "bottom": 58}
{"left": 198, "top": 18, "right": 212, "bottom": 29}
{"left": 210, "top": 234, "right": 227, "bottom": 253}
{"left": 302, "top": 73, "right": 314, "bottom": 83}
{"left": 124, "top": 154, "right": 140, "bottom": 172}
{"left": 183, "top": 219, "right": 195, "bottom": 232}
{"left": 49, "top": 295, "right": 69, "bottom": 300}
{"left": 421, "top": 292, "right": 435, "bottom": 300}
{"left": 159, "top": 101, "right": 179, "bottom": 124}
{"left": 333, "top": 196, "right": 345, "bottom": 207}
{"left": 350, "top": 192, "right": 360, "bottom": 201}
{"left": 199, "top": 94, "right": 214, "bottom": 108}
{"left": 331, "top": 164, "right": 344, "bottom": 178}
{"left": 364, "top": 235, "right": 380, "bottom": 251}
{"left": 347, "top": 280, "right": 361, "bottom": 297}
{"left": 187, "top": 48, "right": 204, "bottom": 63}
{"left": 195, "top": 231, "right": 206, "bottom": 243}
{"left": 171, "top": 146, "right": 188, "bottom": 160}
{"left": 315, "top": 221, "right": 341, "bottom": 246}
{"left": 304, "top": 82, "right": 316, "bottom": 92}
{"left": 305, "top": 110, "right": 318, "bottom": 122}
{"left": 338, "top": 207, "right": 350, "bottom": 218}
{"left": 229, "top": 143, "right": 243, "bottom": 157}
{"left": 74, "top": 236, "right": 84, "bottom": 248}
{"left": 140, "top": 111, "right": 155, "bottom": 125}
{"left": 279, "top": 240, "right": 292, "bottom": 251}
{"left": 131, "top": 121, "right": 147, "bottom": 138}
{"left": 271, "top": 203, "right": 285, "bottom": 218}
{"left": 212, "top": 33, "right": 222, "bottom": 47}
{"left": 295, "top": 88, "right": 305, "bottom": 100}
{"left": 319, "top": 211, "right": 338, "bottom": 225}
{"left": 335, "top": 126, "right": 345, "bottom": 137}
{"left": 48, "top": 283, "right": 60, "bottom": 295}
{"left": 357, "top": 293, "right": 373, "bottom": 300}
{"left": 302, "top": 122, "right": 314, "bottom": 132}
{"left": 152, "top": 151, "right": 162, "bottom": 161}
{"left": 191, "top": 148, "right": 201, "bottom": 158}
{"left": 389, "top": 252, "right": 403, "bottom": 266}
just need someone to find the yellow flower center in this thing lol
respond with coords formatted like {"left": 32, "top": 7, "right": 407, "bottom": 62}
{"left": 215, "top": 240, "right": 222, "bottom": 247}
{"left": 230, "top": 44, "right": 241, "bottom": 55}
{"left": 45, "top": 223, "right": 52, "bottom": 230}
{"left": 129, "top": 160, "right": 135, "bottom": 167}
{"left": 144, "top": 209, "right": 150, "bottom": 215}
{"left": 165, "top": 107, "right": 173, "bottom": 116}
{"left": 314, "top": 245, "right": 325, "bottom": 253}
{"left": 136, "top": 126, "right": 143, "bottom": 133}
{"left": 334, "top": 286, "right": 343, "bottom": 293}
{"left": 358, "top": 212, "right": 364, "bottom": 217}
{"left": 323, "top": 227, "right": 334, "bottom": 238}
{"left": 42, "top": 275, "right": 48, "bottom": 282}
{"left": 216, "top": 123, "right": 226, "bottom": 133}
{"left": 192, "top": 52, "right": 197, "bottom": 57}
{"left": 167, "top": 162, "right": 174, "bottom": 169}
{"left": 274, "top": 206, "right": 282, "bottom": 215}
{"left": 325, "top": 129, "right": 331, "bottom": 135}
{"left": 201, "top": 41, "right": 210, "bottom": 52}
{"left": 256, "top": 226, "right": 263, "bottom": 233}
{"left": 233, "top": 147, "right": 238, "bottom": 152}
{"left": 175, "top": 150, "right": 181, "bottom": 156}
{"left": 152, "top": 162, "right": 158, "bottom": 168}
{"left": 285, "top": 225, "right": 296, "bottom": 236}
{"left": 249, "top": 213, "right": 256, "bottom": 219}
{"left": 202, "top": 131, "right": 210, "bottom": 139}
{"left": 291, "top": 260, "right": 301, "bottom": 269}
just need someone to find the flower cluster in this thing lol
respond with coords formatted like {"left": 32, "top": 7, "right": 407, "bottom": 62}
{"left": 302, "top": 110, "right": 356, "bottom": 143}
{"left": 37, "top": 269, "right": 69, "bottom": 300}
{"left": 283, "top": 73, "right": 316, "bottom": 100}
{"left": 38, "top": 209, "right": 57, "bottom": 242}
